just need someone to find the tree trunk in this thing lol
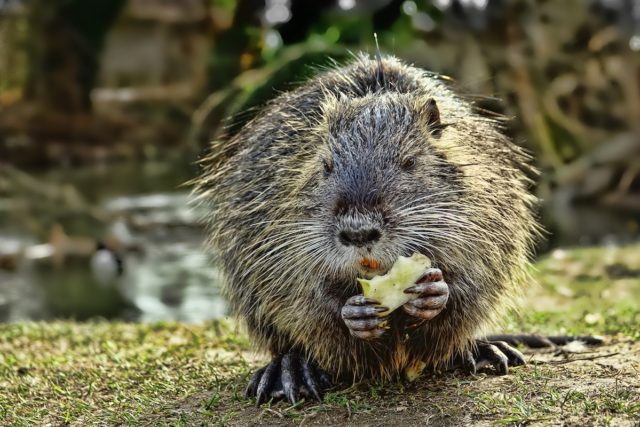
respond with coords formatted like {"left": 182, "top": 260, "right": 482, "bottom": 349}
{"left": 24, "top": 0, "right": 126, "bottom": 115}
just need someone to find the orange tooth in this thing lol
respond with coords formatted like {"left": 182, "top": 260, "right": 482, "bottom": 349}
{"left": 360, "top": 257, "right": 380, "bottom": 270}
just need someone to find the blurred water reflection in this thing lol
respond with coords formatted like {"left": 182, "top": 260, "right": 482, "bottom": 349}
{"left": 0, "top": 160, "right": 226, "bottom": 323}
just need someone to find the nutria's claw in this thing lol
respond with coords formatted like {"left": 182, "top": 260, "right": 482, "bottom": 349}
{"left": 245, "top": 352, "right": 332, "bottom": 405}
{"left": 454, "top": 339, "right": 525, "bottom": 375}
{"left": 402, "top": 268, "right": 449, "bottom": 320}
{"left": 342, "top": 294, "right": 388, "bottom": 340}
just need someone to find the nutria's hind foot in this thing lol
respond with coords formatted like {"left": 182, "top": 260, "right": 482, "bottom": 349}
{"left": 452, "top": 340, "right": 526, "bottom": 375}
{"left": 245, "top": 352, "right": 332, "bottom": 405}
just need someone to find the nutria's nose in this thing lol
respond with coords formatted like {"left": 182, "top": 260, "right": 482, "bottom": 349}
{"left": 338, "top": 227, "right": 381, "bottom": 247}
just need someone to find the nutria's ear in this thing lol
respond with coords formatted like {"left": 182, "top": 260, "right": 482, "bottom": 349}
{"left": 424, "top": 98, "right": 444, "bottom": 137}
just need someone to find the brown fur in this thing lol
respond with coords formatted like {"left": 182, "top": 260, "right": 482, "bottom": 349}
{"left": 194, "top": 54, "right": 540, "bottom": 382}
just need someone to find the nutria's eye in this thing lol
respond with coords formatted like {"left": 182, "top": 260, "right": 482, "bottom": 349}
{"left": 322, "top": 157, "right": 334, "bottom": 177}
{"left": 401, "top": 156, "right": 417, "bottom": 171}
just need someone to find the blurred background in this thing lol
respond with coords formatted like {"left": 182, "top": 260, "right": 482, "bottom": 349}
{"left": 0, "top": 0, "right": 638, "bottom": 323}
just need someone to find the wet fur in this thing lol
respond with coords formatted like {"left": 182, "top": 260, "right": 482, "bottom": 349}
{"left": 194, "top": 54, "right": 540, "bottom": 382}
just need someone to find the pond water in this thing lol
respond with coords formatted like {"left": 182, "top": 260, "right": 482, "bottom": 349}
{"left": 0, "top": 157, "right": 226, "bottom": 323}
{"left": 0, "top": 157, "right": 637, "bottom": 323}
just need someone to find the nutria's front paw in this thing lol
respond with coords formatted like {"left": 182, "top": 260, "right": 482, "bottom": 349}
{"left": 341, "top": 294, "right": 389, "bottom": 340}
{"left": 402, "top": 268, "right": 449, "bottom": 320}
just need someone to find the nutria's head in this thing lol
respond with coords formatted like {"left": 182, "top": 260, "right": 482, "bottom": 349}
{"left": 297, "top": 91, "right": 469, "bottom": 282}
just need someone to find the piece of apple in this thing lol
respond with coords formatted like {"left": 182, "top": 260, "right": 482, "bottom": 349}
{"left": 357, "top": 253, "right": 432, "bottom": 315}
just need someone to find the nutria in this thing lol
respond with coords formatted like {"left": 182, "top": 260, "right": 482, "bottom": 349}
{"left": 195, "top": 53, "right": 542, "bottom": 404}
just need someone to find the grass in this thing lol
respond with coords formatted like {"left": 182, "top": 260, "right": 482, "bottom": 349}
{"left": 0, "top": 321, "right": 258, "bottom": 425}
{"left": 1, "top": 244, "right": 639, "bottom": 426}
